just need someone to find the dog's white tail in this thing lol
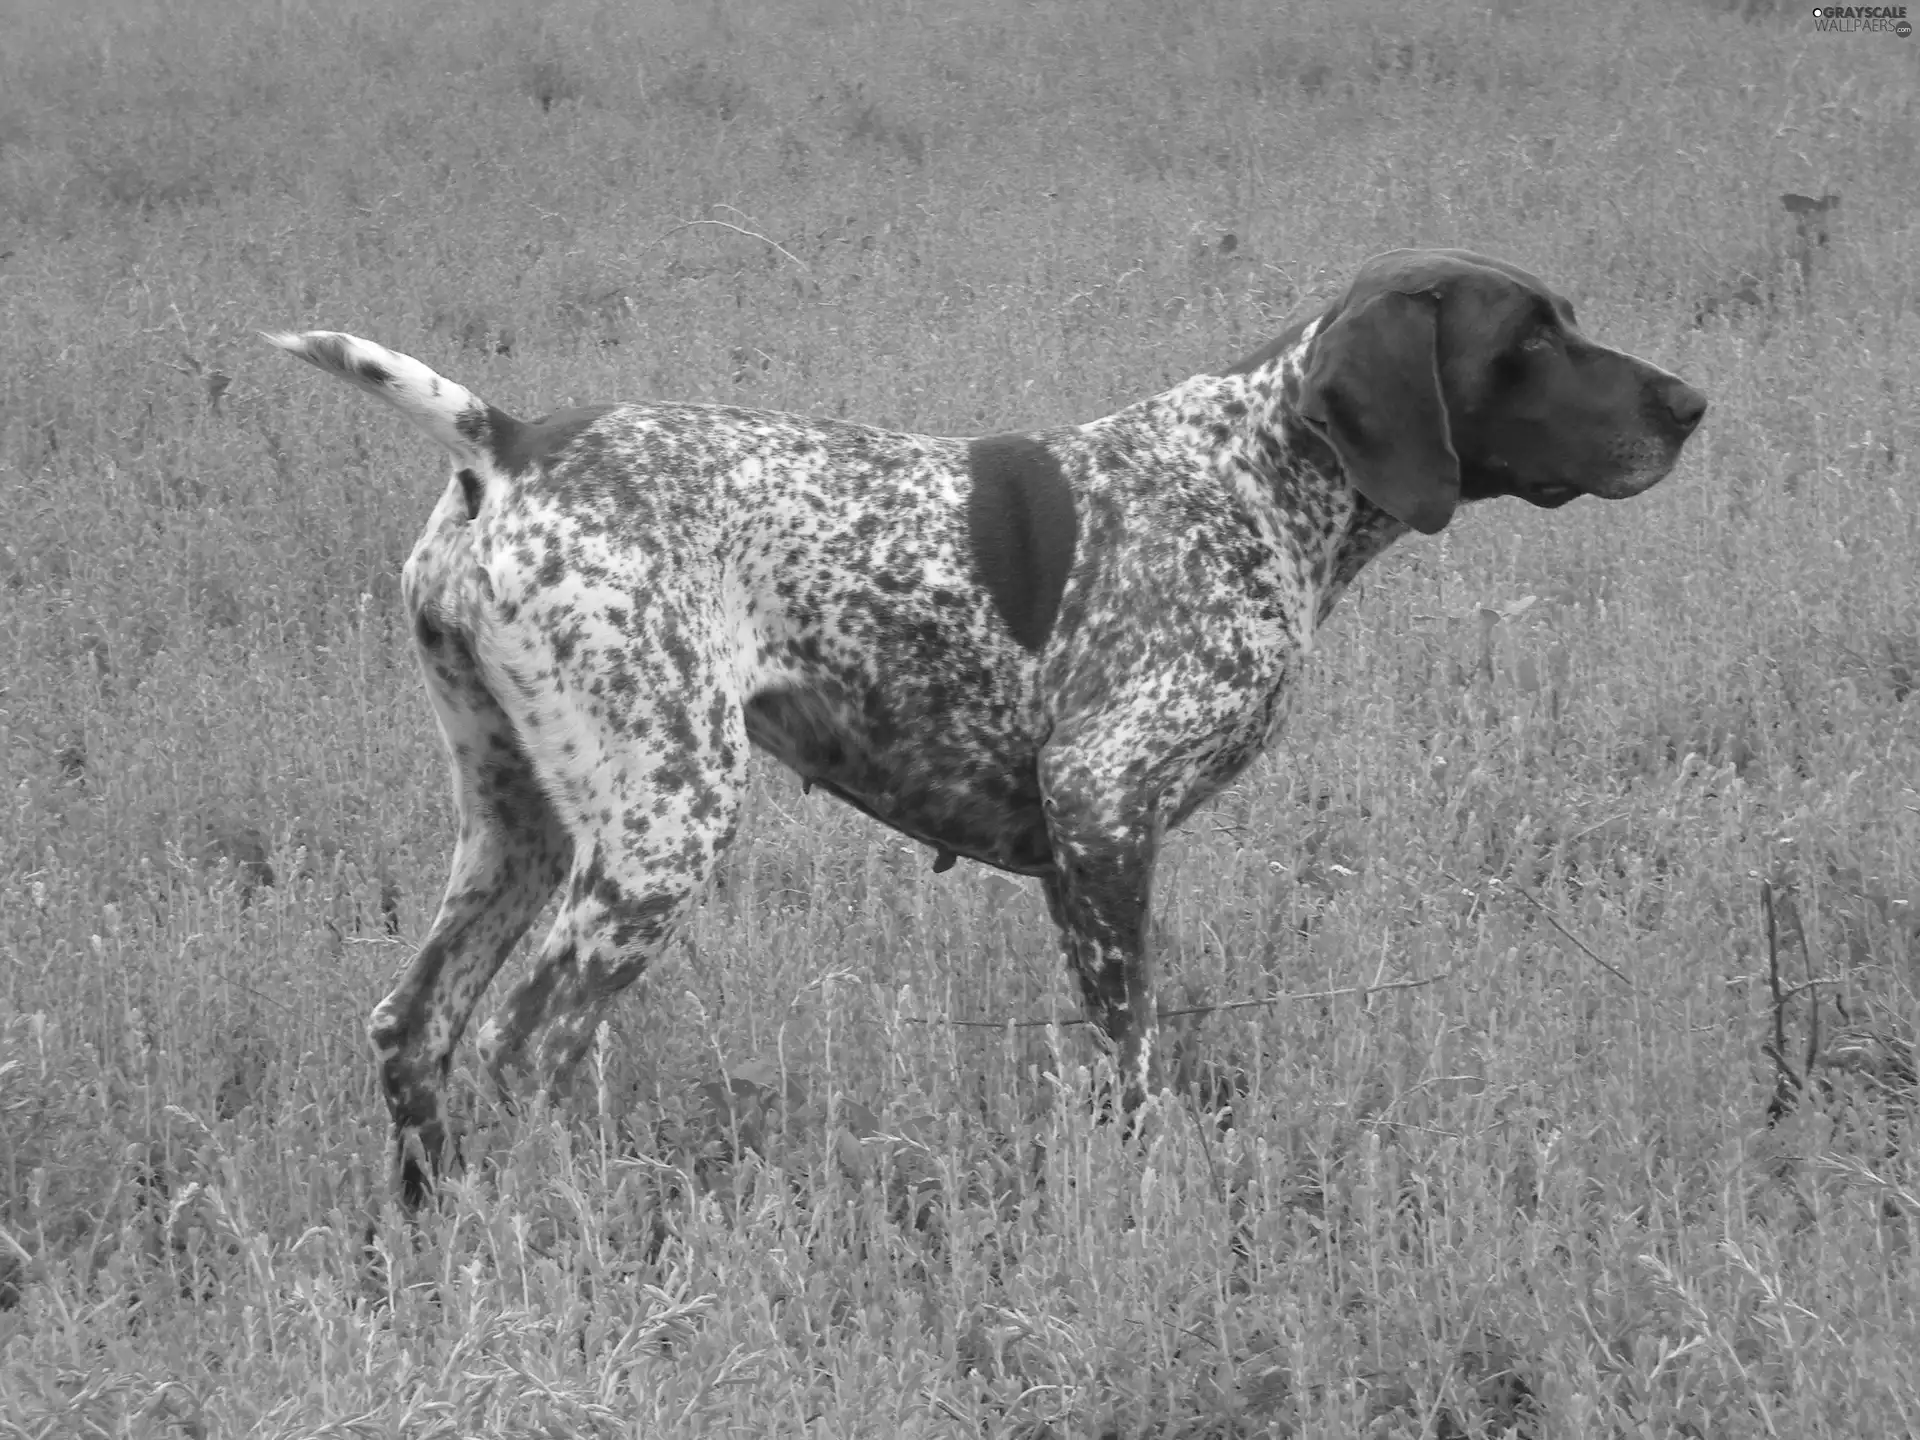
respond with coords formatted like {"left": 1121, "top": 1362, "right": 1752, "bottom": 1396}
{"left": 262, "top": 330, "right": 512, "bottom": 471}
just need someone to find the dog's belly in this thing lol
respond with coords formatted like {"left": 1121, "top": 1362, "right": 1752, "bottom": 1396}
{"left": 742, "top": 683, "right": 1056, "bottom": 876}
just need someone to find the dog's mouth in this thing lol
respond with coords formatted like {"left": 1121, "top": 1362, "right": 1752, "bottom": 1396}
{"left": 1533, "top": 452, "right": 1685, "bottom": 507}
{"left": 1579, "top": 461, "right": 1682, "bottom": 502}
{"left": 1523, "top": 484, "right": 1582, "bottom": 509}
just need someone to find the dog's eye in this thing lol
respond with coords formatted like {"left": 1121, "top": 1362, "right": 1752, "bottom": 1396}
{"left": 1496, "top": 333, "right": 1550, "bottom": 380}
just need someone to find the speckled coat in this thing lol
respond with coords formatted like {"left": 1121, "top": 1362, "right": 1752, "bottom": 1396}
{"left": 268, "top": 247, "right": 1707, "bottom": 1201}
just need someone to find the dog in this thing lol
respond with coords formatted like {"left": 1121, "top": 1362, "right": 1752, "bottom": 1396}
{"left": 267, "top": 247, "right": 1707, "bottom": 1203}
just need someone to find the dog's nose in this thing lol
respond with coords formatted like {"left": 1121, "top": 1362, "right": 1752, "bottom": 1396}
{"left": 1660, "top": 378, "right": 1708, "bottom": 433}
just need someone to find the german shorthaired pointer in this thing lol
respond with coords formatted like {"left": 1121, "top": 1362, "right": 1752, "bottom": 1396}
{"left": 268, "top": 248, "right": 1707, "bottom": 1203}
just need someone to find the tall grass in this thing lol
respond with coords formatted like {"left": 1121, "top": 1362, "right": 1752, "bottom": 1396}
{"left": 2, "top": 0, "right": 1917, "bottom": 1432}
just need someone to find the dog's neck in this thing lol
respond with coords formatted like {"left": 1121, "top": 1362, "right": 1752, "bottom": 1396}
{"left": 1219, "top": 324, "right": 1410, "bottom": 628}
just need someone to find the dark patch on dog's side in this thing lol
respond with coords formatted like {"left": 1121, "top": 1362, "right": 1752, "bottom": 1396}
{"left": 745, "top": 685, "right": 852, "bottom": 779}
{"left": 747, "top": 679, "right": 1055, "bottom": 878}
{"left": 356, "top": 358, "right": 393, "bottom": 386}
{"left": 966, "top": 434, "right": 1078, "bottom": 653}
{"left": 457, "top": 469, "right": 483, "bottom": 520}
{"left": 489, "top": 405, "right": 617, "bottom": 477}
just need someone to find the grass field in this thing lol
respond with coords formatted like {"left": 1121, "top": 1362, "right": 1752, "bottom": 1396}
{"left": 3, "top": 0, "right": 1919, "bottom": 1433}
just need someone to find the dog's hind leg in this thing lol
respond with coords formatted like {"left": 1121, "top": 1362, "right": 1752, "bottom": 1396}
{"left": 471, "top": 611, "right": 749, "bottom": 1105}
{"left": 369, "top": 625, "right": 572, "bottom": 1207}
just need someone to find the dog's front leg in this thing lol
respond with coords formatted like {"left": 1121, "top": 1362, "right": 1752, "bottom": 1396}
{"left": 1038, "top": 740, "right": 1169, "bottom": 1112}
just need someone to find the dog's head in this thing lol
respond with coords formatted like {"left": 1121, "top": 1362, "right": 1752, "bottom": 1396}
{"left": 1252, "top": 248, "right": 1708, "bottom": 535}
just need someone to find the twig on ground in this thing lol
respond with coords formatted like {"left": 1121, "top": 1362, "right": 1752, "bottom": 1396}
{"left": 1762, "top": 877, "right": 1825, "bottom": 1121}
{"left": 1443, "top": 867, "right": 1632, "bottom": 988}
{"left": 642, "top": 217, "right": 810, "bottom": 272}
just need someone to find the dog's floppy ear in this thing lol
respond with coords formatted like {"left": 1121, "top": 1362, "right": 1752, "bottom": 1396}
{"left": 1297, "top": 289, "right": 1459, "bottom": 535}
